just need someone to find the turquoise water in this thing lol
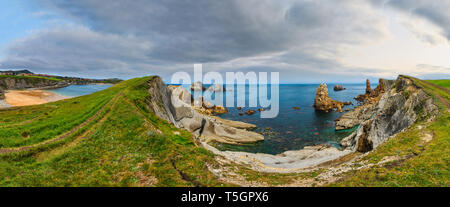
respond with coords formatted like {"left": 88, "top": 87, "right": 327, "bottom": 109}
{"left": 45, "top": 84, "right": 112, "bottom": 97}
{"left": 184, "top": 84, "right": 372, "bottom": 155}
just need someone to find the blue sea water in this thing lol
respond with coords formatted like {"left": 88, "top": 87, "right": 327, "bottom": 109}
{"left": 45, "top": 84, "right": 112, "bottom": 97}
{"left": 184, "top": 83, "right": 372, "bottom": 155}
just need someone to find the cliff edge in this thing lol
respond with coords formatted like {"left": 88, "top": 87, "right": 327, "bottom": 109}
{"left": 145, "top": 77, "right": 264, "bottom": 144}
{"left": 339, "top": 75, "right": 439, "bottom": 152}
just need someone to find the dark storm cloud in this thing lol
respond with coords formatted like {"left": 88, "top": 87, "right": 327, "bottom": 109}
{"left": 382, "top": 0, "right": 450, "bottom": 40}
{"left": 1, "top": 0, "right": 390, "bottom": 80}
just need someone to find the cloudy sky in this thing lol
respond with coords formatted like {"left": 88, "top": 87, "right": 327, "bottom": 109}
{"left": 0, "top": 0, "right": 449, "bottom": 83}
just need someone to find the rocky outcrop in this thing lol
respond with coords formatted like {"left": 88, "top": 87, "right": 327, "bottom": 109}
{"left": 313, "top": 83, "right": 345, "bottom": 112}
{"left": 334, "top": 85, "right": 345, "bottom": 91}
{"left": 190, "top": 81, "right": 206, "bottom": 91}
{"left": 0, "top": 77, "right": 68, "bottom": 91}
{"left": 339, "top": 76, "right": 439, "bottom": 153}
{"left": 0, "top": 88, "right": 4, "bottom": 100}
{"left": 146, "top": 77, "right": 264, "bottom": 144}
{"left": 336, "top": 79, "right": 394, "bottom": 130}
{"left": 207, "top": 84, "right": 226, "bottom": 92}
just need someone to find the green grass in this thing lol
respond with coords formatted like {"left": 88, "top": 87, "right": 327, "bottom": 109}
{"left": 427, "top": 79, "right": 450, "bottom": 89}
{"left": 330, "top": 77, "right": 449, "bottom": 187}
{"left": 0, "top": 76, "right": 226, "bottom": 186}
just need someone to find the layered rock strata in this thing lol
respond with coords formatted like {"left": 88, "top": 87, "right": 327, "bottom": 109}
{"left": 313, "top": 83, "right": 345, "bottom": 112}
{"left": 147, "top": 77, "right": 263, "bottom": 144}
{"left": 339, "top": 76, "right": 439, "bottom": 152}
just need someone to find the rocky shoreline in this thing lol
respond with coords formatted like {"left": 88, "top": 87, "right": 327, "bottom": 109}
{"left": 146, "top": 75, "right": 439, "bottom": 173}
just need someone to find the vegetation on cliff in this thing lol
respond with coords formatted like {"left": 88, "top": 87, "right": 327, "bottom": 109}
{"left": 330, "top": 78, "right": 449, "bottom": 186}
{"left": 0, "top": 76, "right": 225, "bottom": 186}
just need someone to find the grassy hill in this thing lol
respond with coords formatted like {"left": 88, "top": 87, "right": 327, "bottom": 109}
{"left": 427, "top": 79, "right": 450, "bottom": 89}
{"left": 0, "top": 76, "right": 225, "bottom": 186}
{"left": 0, "top": 76, "right": 448, "bottom": 186}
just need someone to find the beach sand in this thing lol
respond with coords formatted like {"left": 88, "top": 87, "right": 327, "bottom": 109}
{"left": 4, "top": 90, "right": 69, "bottom": 107}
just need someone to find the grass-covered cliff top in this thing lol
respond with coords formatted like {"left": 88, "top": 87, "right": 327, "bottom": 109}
{"left": 427, "top": 79, "right": 450, "bottom": 89}
{"left": 0, "top": 76, "right": 225, "bottom": 186}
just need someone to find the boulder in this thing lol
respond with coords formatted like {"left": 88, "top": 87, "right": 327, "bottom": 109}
{"left": 333, "top": 85, "right": 345, "bottom": 91}
{"left": 146, "top": 78, "right": 263, "bottom": 145}
{"left": 213, "top": 105, "right": 228, "bottom": 114}
{"left": 313, "top": 83, "right": 345, "bottom": 112}
{"left": 245, "top": 110, "right": 257, "bottom": 115}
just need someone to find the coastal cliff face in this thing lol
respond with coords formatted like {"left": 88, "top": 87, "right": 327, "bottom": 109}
{"left": 0, "top": 77, "right": 68, "bottom": 92}
{"left": 146, "top": 77, "right": 264, "bottom": 144}
{"left": 339, "top": 76, "right": 439, "bottom": 152}
{"left": 335, "top": 79, "right": 394, "bottom": 130}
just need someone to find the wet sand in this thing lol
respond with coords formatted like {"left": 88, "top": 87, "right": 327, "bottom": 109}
{"left": 4, "top": 90, "right": 69, "bottom": 107}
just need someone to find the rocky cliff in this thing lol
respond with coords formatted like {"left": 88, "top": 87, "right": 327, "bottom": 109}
{"left": 339, "top": 76, "right": 439, "bottom": 152}
{"left": 0, "top": 77, "right": 68, "bottom": 100}
{"left": 146, "top": 77, "right": 264, "bottom": 144}
{"left": 0, "top": 88, "right": 4, "bottom": 100}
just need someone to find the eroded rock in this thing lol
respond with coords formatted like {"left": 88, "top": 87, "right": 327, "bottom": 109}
{"left": 339, "top": 76, "right": 439, "bottom": 153}
{"left": 147, "top": 77, "right": 263, "bottom": 144}
{"left": 313, "top": 83, "right": 345, "bottom": 112}
{"left": 334, "top": 85, "right": 345, "bottom": 91}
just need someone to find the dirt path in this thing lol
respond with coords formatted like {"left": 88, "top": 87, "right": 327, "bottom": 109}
{"left": 0, "top": 94, "right": 121, "bottom": 155}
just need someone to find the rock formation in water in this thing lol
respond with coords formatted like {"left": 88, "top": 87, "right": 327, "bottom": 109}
{"left": 338, "top": 76, "right": 439, "bottom": 153}
{"left": 146, "top": 77, "right": 263, "bottom": 144}
{"left": 313, "top": 83, "right": 345, "bottom": 112}
{"left": 365, "top": 79, "right": 372, "bottom": 94}
{"left": 335, "top": 79, "right": 390, "bottom": 130}
{"left": 333, "top": 85, "right": 345, "bottom": 91}
{"left": 190, "top": 81, "right": 206, "bottom": 91}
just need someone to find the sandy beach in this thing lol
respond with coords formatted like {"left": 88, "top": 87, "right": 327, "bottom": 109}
{"left": 4, "top": 90, "right": 69, "bottom": 107}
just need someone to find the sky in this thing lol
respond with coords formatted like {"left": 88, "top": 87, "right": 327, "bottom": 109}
{"left": 0, "top": 0, "right": 449, "bottom": 83}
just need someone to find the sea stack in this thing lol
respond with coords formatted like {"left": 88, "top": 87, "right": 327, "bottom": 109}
{"left": 313, "top": 83, "right": 344, "bottom": 112}
{"left": 355, "top": 79, "right": 386, "bottom": 104}
{"left": 365, "top": 79, "right": 372, "bottom": 94}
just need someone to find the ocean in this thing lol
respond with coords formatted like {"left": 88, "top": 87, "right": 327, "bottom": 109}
{"left": 184, "top": 83, "right": 371, "bottom": 155}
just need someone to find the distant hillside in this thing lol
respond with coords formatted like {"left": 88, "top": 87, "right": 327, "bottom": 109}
{"left": 0, "top": 70, "right": 33, "bottom": 75}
